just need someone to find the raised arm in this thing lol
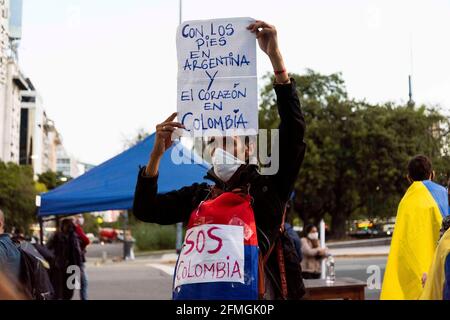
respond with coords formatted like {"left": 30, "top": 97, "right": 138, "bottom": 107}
{"left": 248, "top": 21, "right": 306, "bottom": 202}
{"left": 133, "top": 168, "right": 208, "bottom": 225}
{"left": 132, "top": 113, "right": 209, "bottom": 225}
{"left": 300, "top": 238, "right": 321, "bottom": 258}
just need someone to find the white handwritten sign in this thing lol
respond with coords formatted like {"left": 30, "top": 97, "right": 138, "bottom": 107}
{"left": 176, "top": 17, "right": 258, "bottom": 136}
{"left": 173, "top": 224, "right": 245, "bottom": 289}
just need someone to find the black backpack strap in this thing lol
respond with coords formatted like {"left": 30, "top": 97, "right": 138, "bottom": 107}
{"left": 258, "top": 205, "right": 289, "bottom": 299}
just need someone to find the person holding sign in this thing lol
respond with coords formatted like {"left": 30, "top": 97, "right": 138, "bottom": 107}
{"left": 133, "top": 20, "right": 306, "bottom": 300}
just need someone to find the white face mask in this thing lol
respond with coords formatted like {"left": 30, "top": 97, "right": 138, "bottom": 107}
{"left": 308, "top": 232, "right": 319, "bottom": 241}
{"left": 212, "top": 147, "right": 244, "bottom": 182}
{"left": 77, "top": 217, "right": 84, "bottom": 226}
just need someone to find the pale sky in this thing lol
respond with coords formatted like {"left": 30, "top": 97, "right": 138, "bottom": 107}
{"left": 19, "top": 0, "right": 450, "bottom": 165}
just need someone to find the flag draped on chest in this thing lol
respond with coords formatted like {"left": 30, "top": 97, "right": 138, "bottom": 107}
{"left": 420, "top": 229, "right": 450, "bottom": 300}
{"left": 172, "top": 191, "right": 259, "bottom": 300}
{"left": 381, "top": 181, "right": 449, "bottom": 300}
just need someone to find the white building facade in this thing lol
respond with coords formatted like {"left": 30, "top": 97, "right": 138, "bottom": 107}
{"left": 20, "top": 86, "right": 63, "bottom": 176}
{"left": 56, "top": 144, "right": 79, "bottom": 178}
{"left": 0, "top": 0, "right": 28, "bottom": 163}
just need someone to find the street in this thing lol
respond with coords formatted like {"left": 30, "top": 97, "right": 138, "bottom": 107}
{"left": 335, "top": 257, "right": 386, "bottom": 300}
{"left": 79, "top": 244, "right": 386, "bottom": 300}
{"left": 81, "top": 259, "right": 173, "bottom": 300}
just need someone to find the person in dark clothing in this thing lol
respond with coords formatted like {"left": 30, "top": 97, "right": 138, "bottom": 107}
{"left": 10, "top": 227, "right": 26, "bottom": 243}
{"left": 285, "top": 222, "right": 302, "bottom": 262}
{"left": 74, "top": 214, "right": 90, "bottom": 300}
{"left": 133, "top": 20, "right": 306, "bottom": 299}
{"left": 46, "top": 218, "right": 83, "bottom": 300}
{"left": 0, "top": 209, "right": 21, "bottom": 286}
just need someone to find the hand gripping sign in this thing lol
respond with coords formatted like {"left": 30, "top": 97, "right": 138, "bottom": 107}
{"left": 176, "top": 17, "right": 258, "bottom": 137}
{"left": 173, "top": 192, "right": 259, "bottom": 300}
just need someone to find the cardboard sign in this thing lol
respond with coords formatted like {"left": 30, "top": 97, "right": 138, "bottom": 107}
{"left": 174, "top": 224, "right": 245, "bottom": 288}
{"left": 176, "top": 17, "right": 258, "bottom": 136}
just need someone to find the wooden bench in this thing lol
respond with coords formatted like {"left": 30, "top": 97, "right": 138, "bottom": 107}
{"left": 303, "top": 277, "right": 366, "bottom": 300}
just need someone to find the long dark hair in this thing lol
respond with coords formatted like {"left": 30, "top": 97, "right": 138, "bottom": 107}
{"left": 60, "top": 219, "right": 75, "bottom": 234}
{"left": 303, "top": 224, "right": 319, "bottom": 248}
{"left": 303, "top": 224, "right": 316, "bottom": 237}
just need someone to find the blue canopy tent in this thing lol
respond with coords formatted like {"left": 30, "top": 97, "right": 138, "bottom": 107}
{"left": 37, "top": 133, "right": 211, "bottom": 217}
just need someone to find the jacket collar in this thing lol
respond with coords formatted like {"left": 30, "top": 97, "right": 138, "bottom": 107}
{"left": 205, "top": 164, "right": 259, "bottom": 191}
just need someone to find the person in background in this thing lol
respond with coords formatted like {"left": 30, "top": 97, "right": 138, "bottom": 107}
{"left": 10, "top": 227, "right": 25, "bottom": 243}
{"left": 300, "top": 224, "right": 328, "bottom": 279}
{"left": 0, "top": 209, "right": 21, "bottom": 287}
{"left": 284, "top": 199, "right": 302, "bottom": 262}
{"left": 74, "top": 214, "right": 90, "bottom": 300}
{"left": 285, "top": 222, "right": 302, "bottom": 262}
{"left": 420, "top": 182, "right": 450, "bottom": 300}
{"left": 381, "top": 155, "right": 449, "bottom": 300}
{"left": 47, "top": 218, "right": 82, "bottom": 300}
{"left": 420, "top": 215, "right": 450, "bottom": 300}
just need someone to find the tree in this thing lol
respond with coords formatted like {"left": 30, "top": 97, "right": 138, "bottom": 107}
{"left": 37, "top": 170, "right": 72, "bottom": 191}
{"left": 0, "top": 161, "right": 37, "bottom": 232}
{"left": 81, "top": 213, "right": 100, "bottom": 235}
{"left": 259, "top": 70, "right": 450, "bottom": 238}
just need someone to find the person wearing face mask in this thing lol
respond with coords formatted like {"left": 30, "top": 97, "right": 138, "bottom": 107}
{"left": 381, "top": 155, "right": 449, "bottom": 300}
{"left": 300, "top": 225, "right": 328, "bottom": 279}
{"left": 133, "top": 20, "right": 306, "bottom": 300}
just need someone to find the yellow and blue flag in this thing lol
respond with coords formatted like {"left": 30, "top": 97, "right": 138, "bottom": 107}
{"left": 419, "top": 229, "right": 450, "bottom": 300}
{"left": 381, "top": 180, "right": 449, "bottom": 300}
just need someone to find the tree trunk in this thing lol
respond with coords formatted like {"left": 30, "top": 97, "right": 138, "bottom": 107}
{"left": 330, "top": 213, "right": 347, "bottom": 239}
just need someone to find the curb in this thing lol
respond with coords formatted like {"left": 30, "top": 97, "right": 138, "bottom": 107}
{"left": 134, "top": 249, "right": 177, "bottom": 257}
{"left": 334, "top": 253, "right": 388, "bottom": 259}
{"left": 88, "top": 253, "right": 388, "bottom": 265}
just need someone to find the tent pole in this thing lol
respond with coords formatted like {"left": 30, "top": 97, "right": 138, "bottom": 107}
{"left": 38, "top": 215, "right": 44, "bottom": 245}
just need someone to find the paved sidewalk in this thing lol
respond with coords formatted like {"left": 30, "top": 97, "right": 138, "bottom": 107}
{"left": 86, "top": 244, "right": 390, "bottom": 270}
{"left": 81, "top": 254, "right": 386, "bottom": 300}
{"left": 330, "top": 245, "right": 389, "bottom": 258}
{"left": 143, "top": 245, "right": 391, "bottom": 262}
{"left": 128, "top": 245, "right": 390, "bottom": 277}
{"left": 76, "top": 258, "right": 173, "bottom": 300}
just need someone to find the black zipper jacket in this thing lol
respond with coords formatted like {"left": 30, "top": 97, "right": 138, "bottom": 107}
{"left": 133, "top": 79, "right": 306, "bottom": 297}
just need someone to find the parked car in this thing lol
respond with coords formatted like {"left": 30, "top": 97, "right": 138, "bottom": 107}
{"left": 349, "top": 220, "right": 394, "bottom": 238}
{"left": 99, "top": 228, "right": 118, "bottom": 243}
{"left": 379, "top": 223, "right": 395, "bottom": 236}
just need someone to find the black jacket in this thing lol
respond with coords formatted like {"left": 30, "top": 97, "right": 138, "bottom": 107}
{"left": 133, "top": 79, "right": 306, "bottom": 297}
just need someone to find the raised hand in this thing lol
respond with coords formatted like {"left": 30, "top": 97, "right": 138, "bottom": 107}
{"left": 247, "top": 20, "right": 289, "bottom": 84}
{"left": 247, "top": 20, "right": 279, "bottom": 58}
{"left": 153, "top": 112, "right": 185, "bottom": 157}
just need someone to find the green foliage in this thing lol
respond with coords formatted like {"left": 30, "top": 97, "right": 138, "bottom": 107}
{"left": 35, "top": 182, "right": 48, "bottom": 194}
{"left": 81, "top": 213, "right": 100, "bottom": 235}
{"left": 37, "top": 170, "right": 72, "bottom": 190}
{"left": 131, "top": 222, "right": 176, "bottom": 251}
{"left": 0, "top": 161, "right": 37, "bottom": 232}
{"left": 259, "top": 70, "right": 450, "bottom": 238}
